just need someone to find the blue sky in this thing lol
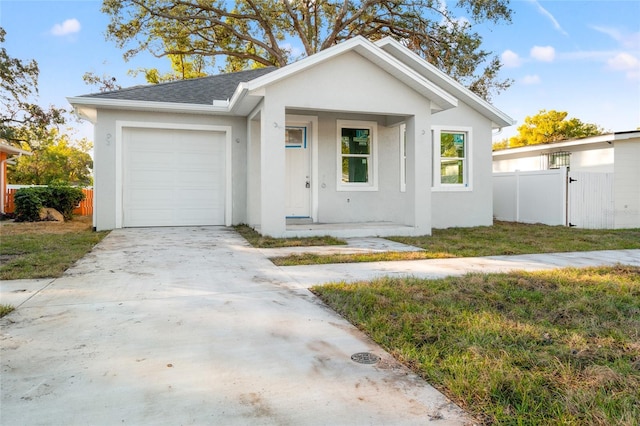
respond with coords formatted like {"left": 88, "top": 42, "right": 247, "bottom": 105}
{"left": 1, "top": 0, "right": 639, "bottom": 142}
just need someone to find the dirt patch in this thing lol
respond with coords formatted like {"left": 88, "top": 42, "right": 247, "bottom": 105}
{"left": 0, "top": 215, "right": 92, "bottom": 236}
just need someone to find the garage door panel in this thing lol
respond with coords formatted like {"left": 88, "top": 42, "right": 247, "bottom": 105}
{"left": 123, "top": 128, "right": 226, "bottom": 227}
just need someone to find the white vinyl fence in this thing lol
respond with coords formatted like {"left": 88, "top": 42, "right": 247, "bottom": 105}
{"left": 493, "top": 168, "right": 567, "bottom": 226}
{"left": 567, "top": 172, "right": 615, "bottom": 228}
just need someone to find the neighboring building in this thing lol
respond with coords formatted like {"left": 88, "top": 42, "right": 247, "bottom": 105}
{"left": 492, "top": 131, "right": 640, "bottom": 229}
{"left": 68, "top": 36, "right": 514, "bottom": 237}
{"left": 0, "top": 141, "right": 32, "bottom": 215}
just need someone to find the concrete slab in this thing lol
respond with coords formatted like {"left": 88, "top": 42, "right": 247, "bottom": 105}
{"left": 282, "top": 249, "right": 640, "bottom": 288}
{"left": 0, "top": 279, "right": 55, "bottom": 307}
{"left": 1, "top": 227, "right": 470, "bottom": 425}
{"left": 258, "top": 237, "right": 423, "bottom": 257}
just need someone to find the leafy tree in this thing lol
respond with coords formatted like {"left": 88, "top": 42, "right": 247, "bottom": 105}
{"left": 101, "top": 0, "right": 513, "bottom": 100}
{"left": 494, "top": 109, "right": 604, "bottom": 150}
{"left": 0, "top": 27, "right": 65, "bottom": 144}
{"left": 82, "top": 71, "right": 122, "bottom": 93}
{"left": 8, "top": 128, "right": 93, "bottom": 187}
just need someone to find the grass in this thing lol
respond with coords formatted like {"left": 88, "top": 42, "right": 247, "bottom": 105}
{"left": 0, "top": 217, "right": 109, "bottom": 280}
{"left": 272, "top": 222, "right": 640, "bottom": 265}
{"left": 234, "top": 224, "right": 345, "bottom": 248}
{"left": 0, "top": 304, "right": 15, "bottom": 318}
{"left": 312, "top": 266, "right": 640, "bottom": 425}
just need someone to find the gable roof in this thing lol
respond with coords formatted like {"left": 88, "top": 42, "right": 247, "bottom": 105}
{"left": 68, "top": 36, "right": 513, "bottom": 127}
{"left": 375, "top": 37, "right": 514, "bottom": 129}
{"left": 230, "top": 36, "right": 458, "bottom": 114}
{"left": 77, "top": 67, "right": 276, "bottom": 105}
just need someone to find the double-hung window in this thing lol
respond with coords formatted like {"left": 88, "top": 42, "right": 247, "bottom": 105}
{"left": 432, "top": 126, "right": 472, "bottom": 190}
{"left": 337, "top": 120, "right": 378, "bottom": 191}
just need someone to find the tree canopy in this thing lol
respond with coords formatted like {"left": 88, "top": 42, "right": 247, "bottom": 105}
{"left": 8, "top": 128, "right": 93, "bottom": 187}
{"left": 101, "top": 0, "right": 513, "bottom": 100}
{"left": 493, "top": 109, "right": 604, "bottom": 150}
{"left": 0, "top": 27, "right": 66, "bottom": 145}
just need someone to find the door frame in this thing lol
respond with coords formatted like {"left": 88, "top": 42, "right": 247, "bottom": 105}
{"left": 115, "top": 121, "right": 233, "bottom": 229}
{"left": 285, "top": 115, "right": 318, "bottom": 222}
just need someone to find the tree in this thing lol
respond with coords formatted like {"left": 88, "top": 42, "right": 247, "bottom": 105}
{"left": 494, "top": 110, "right": 604, "bottom": 150}
{"left": 8, "top": 127, "right": 93, "bottom": 187}
{"left": 0, "top": 27, "right": 66, "bottom": 145}
{"left": 82, "top": 71, "right": 122, "bottom": 93}
{"left": 101, "top": 0, "right": 513, "bottom": 100}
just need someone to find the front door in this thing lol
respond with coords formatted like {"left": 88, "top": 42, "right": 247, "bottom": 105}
{"left": 285, "top": 124, "right": 310, "bottom": 217}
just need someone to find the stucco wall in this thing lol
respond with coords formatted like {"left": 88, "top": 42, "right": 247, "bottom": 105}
{"left": 262, "top": 51, "right": 434, "bottom": 229}
{"left": 93, "top": 109, "right": 247, "bottom": 230}
{"left": 430, "top": 102, "right": 494, "bottom": 228}
{"left": 614, "top": 139, "right": 640, "bottom": 228}
{"left": 493, "top": 145, "right": 614, "bottom": 173}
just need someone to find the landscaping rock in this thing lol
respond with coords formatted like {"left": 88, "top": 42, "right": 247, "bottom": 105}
{"left": 39, "top": 207, "right": 64, "bottom": 222}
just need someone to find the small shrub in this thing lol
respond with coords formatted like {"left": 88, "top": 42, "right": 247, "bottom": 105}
{"left": 14, "top": 185, "right": 85, "bottom": 222}
{"left": 14, "top": 187, "right": 47, "bottom": 222}
{"left": 48, "top": 185, "right": 85, "bottom": 220}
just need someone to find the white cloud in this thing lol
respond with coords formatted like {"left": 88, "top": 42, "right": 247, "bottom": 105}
{"left": 530, "top": 45, "right": 556, "bottom": 62}
{"left": 591, "top": 26, "right": 640, "bottom": 50}
{"left": 528, "top": 0, "right": 568, "bottom": 36}
{"left": 51, "top": 18, "right": 81, "bottom": 36}
{"left": 521, "top": 75, "right": 541, "bottom": 85}
{"left": 607, "top": 52, "right": 640, "bottom": 81}
{"left": 501, "top": 50, "right": 522, "bottom": 68}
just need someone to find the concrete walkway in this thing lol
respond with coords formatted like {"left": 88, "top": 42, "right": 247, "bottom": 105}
{"left": 1, "top": 227, "right": 469, "bottom": 425}
{"left": 2, "top": 229, "right": 638, "bottom": 426}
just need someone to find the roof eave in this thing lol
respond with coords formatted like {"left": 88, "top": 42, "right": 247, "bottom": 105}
{"left": 67, "top": 96, "right": 232, "bottom": 116}
{"left": 375, "top": 37, "right": 515, "bottom": 128}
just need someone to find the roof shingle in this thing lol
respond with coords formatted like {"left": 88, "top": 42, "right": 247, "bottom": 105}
{"left": 79, "top": 67, "right": 277, "bottom": 105}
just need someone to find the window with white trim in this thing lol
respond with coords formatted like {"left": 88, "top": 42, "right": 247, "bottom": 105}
{"left": 337, "top": 120, "right": 378, "bottom": 191}
{"left": 432, "top": 126, "right": 472, "bottom": 190}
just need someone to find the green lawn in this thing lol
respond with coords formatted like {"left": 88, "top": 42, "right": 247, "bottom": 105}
{"left": 272, "top": 222, "right": 640, "bottom": 265}
{"left": 312, "top": 266, "right": 640, "bottom": 425}
{"left": 0, "top": 231, "right": 109, "bottom": 280}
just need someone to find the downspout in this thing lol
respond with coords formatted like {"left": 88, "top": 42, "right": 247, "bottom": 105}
{"left": 1, "top": 153, "right": 22, "bottom": 214}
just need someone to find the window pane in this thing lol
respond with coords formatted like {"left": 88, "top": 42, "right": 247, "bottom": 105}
{"left": 342, "top": 128, "right": 370, "bottom": 154}
{"left": 342, "top": 157, "right": 369, "bottom": 183}
{"left": 285, "top": 127, "right": 304, "bottom": 147}
{"left": 441, "top": 159, "right": 464, "bottom": 184}
{"left": 441, "top": 132, "right": 465, "bottom": 158}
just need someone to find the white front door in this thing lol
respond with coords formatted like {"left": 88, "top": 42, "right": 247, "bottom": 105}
{"left": 285, "top": 124, "right": 311, "bottom": 217}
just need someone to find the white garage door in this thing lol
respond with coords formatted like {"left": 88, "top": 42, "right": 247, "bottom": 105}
{"left": 123, "top": 127, "right": 226, "bottom": 227}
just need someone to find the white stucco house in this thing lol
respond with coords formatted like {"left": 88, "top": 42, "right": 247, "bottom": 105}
{"left": 68, "top": 36, "right": 514, "bottom": 237}
{"left": 493, "top": 131, "right": 640, "bottom": 229}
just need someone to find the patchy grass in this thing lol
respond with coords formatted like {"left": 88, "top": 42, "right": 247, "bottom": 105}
{"left": 234, "top": 224, "right": 345, "bottom": 248}
{"left": 391, "top": 221, "right": 640, "bottom": 257}
{"left": 312, "top": 266, "right": 640, "bottom": 425}
{"left": 271, "top": 250, "right": 453, "bottom": 266}
{"left": 0, "top": 216, "right": 109, "bottom": 280}
{"left": 0, "top": 304, "right": 15, "bottom": 318}
{"left": 272, "top": 222, "right": 640, "bottom": 265}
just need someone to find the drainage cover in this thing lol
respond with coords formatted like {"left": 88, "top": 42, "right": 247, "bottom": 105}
{"left": 351, "top": 352, "right": 380, "bottom": 364}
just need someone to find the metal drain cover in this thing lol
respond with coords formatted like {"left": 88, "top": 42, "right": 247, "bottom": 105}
{"left": 351, "top": 352, "right": 380, "bottom": 364}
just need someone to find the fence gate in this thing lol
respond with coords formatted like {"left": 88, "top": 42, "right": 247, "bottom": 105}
{"left": 567, "top": 171, "right": 614, "bottom": 228}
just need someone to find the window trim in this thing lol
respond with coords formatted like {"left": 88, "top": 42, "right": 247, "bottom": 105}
{"left": 432, "top": 125, "right": 473, "bottom": 192}
{"left": 336, "top": 119, "right": 378, "bottom": 191}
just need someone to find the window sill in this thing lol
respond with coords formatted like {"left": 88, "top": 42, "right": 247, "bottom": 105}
{"left": 337, "top": 185, "right": 379, "bottom": 192}
{"left": 432, "top": 185, "right": 473, "bottom": 192}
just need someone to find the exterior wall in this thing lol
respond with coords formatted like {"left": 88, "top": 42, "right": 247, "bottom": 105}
{"left": 614, "top": 139, "right": 640, "bottom": 228}
{"left": 0, "top": 152, "right": 7, "bottom": 214}
{"left": 92, "top": 109, "right": 247, "bottom": 230}
{"left": 259, "top": 50, "right": 434, "bottom": 235}
{"left": 431, "top": 102, "right": 494, "bottom": 228}
{"left": 493, "top": 145, "right": 614, "bottom": 173}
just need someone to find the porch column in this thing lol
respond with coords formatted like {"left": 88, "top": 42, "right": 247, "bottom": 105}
{"left": 406, "top": 112, "right": 432, "bottom": 234}
{"left": 259, "top": 99, "right": 287, "bottom": 237}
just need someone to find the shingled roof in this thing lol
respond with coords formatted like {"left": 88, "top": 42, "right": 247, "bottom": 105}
{"left": 79, "top": 67, "right": 277, "bottom": 105}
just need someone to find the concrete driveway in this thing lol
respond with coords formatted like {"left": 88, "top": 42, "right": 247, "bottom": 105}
{"left": 1, "top": 227, "right": 470, "bottom": 425}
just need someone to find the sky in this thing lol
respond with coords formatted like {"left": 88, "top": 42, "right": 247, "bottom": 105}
{"left": 1, "top": 0, "right": 639, "bottom": 143}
